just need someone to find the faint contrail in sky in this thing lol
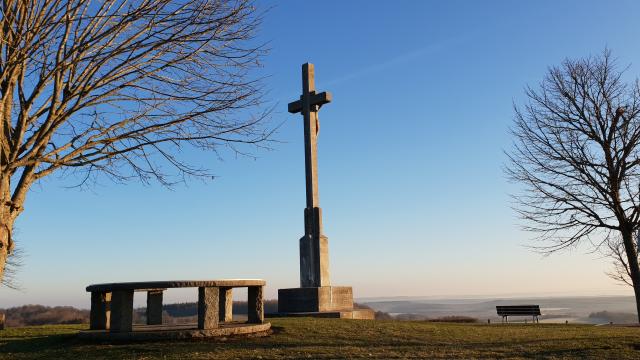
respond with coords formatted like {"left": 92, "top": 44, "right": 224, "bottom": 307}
{"left": 277, "top": 33, "right": 469, "bottom": 117}
{"left": 320, "top": 33, "right": 469, "bottom": 88}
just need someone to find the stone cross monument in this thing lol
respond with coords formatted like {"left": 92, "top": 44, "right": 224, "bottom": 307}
{"left": 278, "top": 64, "right": 373, "bottom": 319}
{"left": 287, "top": 63, "right": 331, "bottom": 288}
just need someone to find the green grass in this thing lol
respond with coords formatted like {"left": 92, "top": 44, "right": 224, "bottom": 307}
{"left": 1, "top": 318, "right": 640, "bottom": 359}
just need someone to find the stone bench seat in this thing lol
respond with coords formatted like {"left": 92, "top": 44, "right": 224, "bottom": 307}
{"left": 86, "top": 279, "right": 265, "bottom": 333}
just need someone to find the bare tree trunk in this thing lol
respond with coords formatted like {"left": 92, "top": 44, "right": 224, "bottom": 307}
{"left": 621, "top": 228, "right": 640, "bottom": 323}
{"left": 0, "top": 218, "right": 10, "bottom": 284}
{"left": 0, "top": 174, "right": 13, "bottom": 283}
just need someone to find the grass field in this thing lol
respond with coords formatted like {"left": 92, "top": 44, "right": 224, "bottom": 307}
{"left": 1, "top": 318, "right": 640, "bottom": 359}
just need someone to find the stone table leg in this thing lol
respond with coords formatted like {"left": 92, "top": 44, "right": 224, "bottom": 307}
{"left": 146, "top": 290, "right": 163, "bottom": 325}
{"left": 110, "top": 290, "right": 134, "bottom": 333}
{"left": 90, "top": 291, "right": 111, "bottom": 330}
{"left": 198, "top": 287, "right": 219, "bottom": 330}
{"left": 248, "top": 286, "right": 264, "bottom": 324}
{"left": 219, "top": 287, "right": 233, "bottom": 323}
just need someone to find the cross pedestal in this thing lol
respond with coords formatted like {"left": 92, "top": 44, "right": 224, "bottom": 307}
{"left": 277, "top": 63, "right": 373, "bottom": 319}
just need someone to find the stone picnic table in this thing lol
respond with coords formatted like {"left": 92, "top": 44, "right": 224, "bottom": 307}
{"left": 86, "top": 279, "right": 265, "bottom": 333}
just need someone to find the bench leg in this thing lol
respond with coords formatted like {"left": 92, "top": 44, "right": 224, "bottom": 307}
{"left": 219, "top": 287, "right": 233, "bottom": 323}
{"left": 110, "top": 290, "right": 134, "bottom": 333}
{"left": 248, "top": 285, "right": 264, "bottom": 324}
{"left": 146, "top": 290, "right": 164, "bottom": 325}
{"left": 198, "top": 287, "right": 219, "bottom": 330}
{"left": 90, "top": 291, "right": 111, "bottom": 330}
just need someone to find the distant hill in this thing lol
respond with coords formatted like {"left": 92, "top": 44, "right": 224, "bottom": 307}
{"left": 1, "top": 305, "right": 89, "bottom": 327}
{"left": 0, "top": 302, "right": 392, "bottom": 327}
{"left": 8, "top": 296, "right": 630, "bottom": 327}
{"left": 158, "top": 299, "right": 279, "bottom": 317}
{"left": 361, "top": 295, "right": 638, "bottom": 324}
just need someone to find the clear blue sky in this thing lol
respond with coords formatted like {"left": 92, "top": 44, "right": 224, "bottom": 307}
{"left": 2, "top": 0, "right": 640, "bottom": 308}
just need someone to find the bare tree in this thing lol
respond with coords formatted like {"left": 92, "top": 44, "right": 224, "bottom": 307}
{"left": 506, "top": 50, "right": 640, "bottom": 322}
{"left": 0, "top": 0, "right": 271, "bottom": 285}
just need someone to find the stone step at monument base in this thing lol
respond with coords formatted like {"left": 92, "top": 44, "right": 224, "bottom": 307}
{"left": 277, "top": 286, "right": 374, "bottom": 319}
{"left": 278, "top": 286, "right": 354, "bottom": 313}
{"left": 267, "top": 309, "right": 375, "bottom": 320}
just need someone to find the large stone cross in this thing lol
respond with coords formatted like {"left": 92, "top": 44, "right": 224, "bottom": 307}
{"left": 288, "top": 63, "right": 332, "bottom": 288}
{"left": 278, "top": 63, "right": 365, "bottom": 317}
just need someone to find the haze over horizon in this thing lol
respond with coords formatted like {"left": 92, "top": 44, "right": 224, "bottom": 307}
{"left": 2, "top": 0, "right": 640, "bottom": 309}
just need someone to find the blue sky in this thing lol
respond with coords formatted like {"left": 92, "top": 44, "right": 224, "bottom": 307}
{"left": 2, "top": 0, "right": 640, "bottom": 308}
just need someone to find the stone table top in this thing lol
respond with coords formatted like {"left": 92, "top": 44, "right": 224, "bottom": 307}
{"left": 86, "top": 279, "right": 266, "bottom": 292}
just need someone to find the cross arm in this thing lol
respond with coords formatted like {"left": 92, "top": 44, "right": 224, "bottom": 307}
{"left": 288, "top": 91, "right": 332, "bottom": 114}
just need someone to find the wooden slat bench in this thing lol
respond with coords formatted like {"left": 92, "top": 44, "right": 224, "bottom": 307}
{"left": 496, "top": 305, "right": 541, "bottom": 323}
{"left": 86, "top": 279, "right": 265, "bottom": 333}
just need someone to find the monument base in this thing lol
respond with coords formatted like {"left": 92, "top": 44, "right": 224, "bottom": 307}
{"left": 278, "top": 286, "right": 353, "bottom": 313}
{"left": 268, "top": 309, "right": 375, "bottom": 320}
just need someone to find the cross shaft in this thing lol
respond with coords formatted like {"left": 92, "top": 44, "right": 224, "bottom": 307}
{"left": 288, "top": 63, "right": 332, "bottom": 210}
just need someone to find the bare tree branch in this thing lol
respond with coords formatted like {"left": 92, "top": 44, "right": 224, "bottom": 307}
{"left": 0, "top": 0, "right": 272, "bottom": 284}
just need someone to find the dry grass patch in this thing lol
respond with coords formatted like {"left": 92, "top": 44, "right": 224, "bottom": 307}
{"left": 1, "top": 318, "right": 640, "bottom": 359}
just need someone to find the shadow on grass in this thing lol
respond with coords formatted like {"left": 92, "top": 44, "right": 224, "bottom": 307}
{"left": 0, "top": 333, "right": 78, "bottom": 354}
{"left": 0, "top": 326, "right": 285, "bottom": 356}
